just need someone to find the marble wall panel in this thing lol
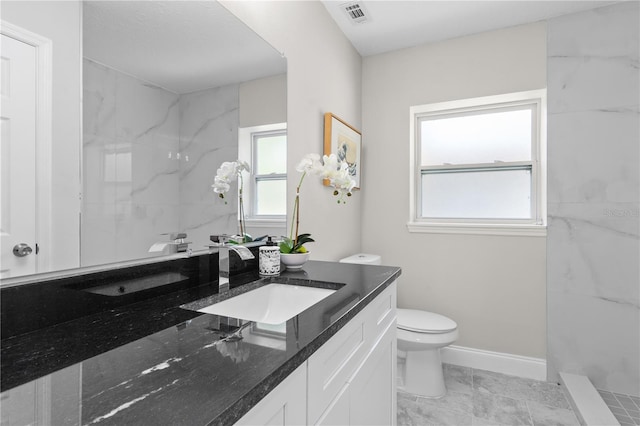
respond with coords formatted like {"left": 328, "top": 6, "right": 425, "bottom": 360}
{"left": 114, "top": 73, "right": 179, "bottom": 144}
{"left": 547, "top": 1, "right": 639, "bottom": 115}
{"left": 83, "top": 59, "right": 241, "bottom": 264}
{"left": 547, "top": 2, "right": 640, "bottom": 396}
{"left": 548, "top": 203, "right": 639, "bottom": 307}
{"left": 547, "top": 111, "right": 639, "bottom": 204}
{"left": 114, "top": 204, "right": 181, "bottom": 263}
{"left": 83, "top": 60, "right": 116, "bottom": 139}
{"left": 81, "top": 202, "right": 117, "bottom": 266}
{"left": 178, "top": 85, "right": 240, "bottom": 250}
{"left": 547, "top": 290, "right": 639, "bottom": 395}
{"left": 82, "top": 59, "right": 181, "bottom": 266}
{"left": 546, "top": 2, "right": 639, "bottom": 60}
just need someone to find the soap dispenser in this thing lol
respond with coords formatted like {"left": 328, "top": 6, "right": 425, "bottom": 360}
{"left": 259, "top": 237, "right": 280, "bottom": 276}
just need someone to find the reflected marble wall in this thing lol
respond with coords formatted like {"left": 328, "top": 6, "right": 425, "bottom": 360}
{"left": 83, "top": 59, "right": 181, "bottom": 266}
{"left": 82, "top": 59, "right": 239, "bottom": 265}
{"left": 547, "top": 2, "right": 640, "bottom": 396}
{"left": 179, "top": 85, "right": 239, "bottom": 251}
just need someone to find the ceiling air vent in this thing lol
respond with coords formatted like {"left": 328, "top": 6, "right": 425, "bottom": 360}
{"left": 341, "top": 2, "right": 370, "bottom": 24}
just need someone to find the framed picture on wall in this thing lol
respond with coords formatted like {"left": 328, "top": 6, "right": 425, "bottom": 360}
{"left": 323, "top": 112, "right": 362, "bottom": 189}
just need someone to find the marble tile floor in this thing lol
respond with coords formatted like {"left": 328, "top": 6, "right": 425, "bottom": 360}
{"left": 598, "top": 389, "right": 640, "bottom": 426}
{"left": 398, "top": 364, "right": 581, "bottom": 426}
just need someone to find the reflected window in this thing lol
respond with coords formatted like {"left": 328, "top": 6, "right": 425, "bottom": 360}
{"left": 239, "top": 123, "right": 287, "bottom": 223}
{"left": 103, "top": 146, "right": 131, "bottom": 183}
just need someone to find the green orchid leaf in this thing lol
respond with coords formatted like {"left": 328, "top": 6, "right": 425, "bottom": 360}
{"left": 299, "top": 235, "right": 315, "bottom": 243}
{"left": 291, "top": 233, "right": 314, "bottom": 252}
{"left": 279, "top": 239, "right": 293, "bottom": 254}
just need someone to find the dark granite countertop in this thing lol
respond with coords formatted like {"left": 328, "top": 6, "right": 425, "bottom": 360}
{"left": 0, "top": 260, "right": 401, "bottom": 426}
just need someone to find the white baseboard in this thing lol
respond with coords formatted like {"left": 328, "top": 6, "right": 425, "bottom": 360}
{"left": 441, "top": 345, "right": 547, "bottom": 381}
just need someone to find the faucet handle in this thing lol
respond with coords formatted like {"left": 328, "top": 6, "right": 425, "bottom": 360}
{"left": 171, "top": 232, "right": 187, "bottom": 241}
{"left": 210, "top": 234, "right": 231, "bottom": 245}
{"left": 162, "top": 232, "right": 187, "bottom": 241}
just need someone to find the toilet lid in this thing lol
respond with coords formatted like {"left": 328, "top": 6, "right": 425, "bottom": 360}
{"left": 397, "top": 308, "right": 457, "bottom": 333}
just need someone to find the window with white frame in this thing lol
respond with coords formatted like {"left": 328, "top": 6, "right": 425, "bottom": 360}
{"left": 239, "top": 123, "right": 287, "bottom": 224}
{"left": 408, "top": 90, "right": 546, "bottom": 235}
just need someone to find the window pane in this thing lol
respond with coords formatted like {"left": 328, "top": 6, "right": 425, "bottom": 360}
{"left": 256, "top": 179, "right": 286, "bottom": 215}
{"left": 420, "top": 108, "right": 532, "bottom": 166}
{"left": 104, "top": 151, "right": 132, "bottom": 183}
{"left": 255, "top": 134, "right": 286, "bottom": 174}
{"left": 421, "top": 169, "right": 531, "bottom": 219}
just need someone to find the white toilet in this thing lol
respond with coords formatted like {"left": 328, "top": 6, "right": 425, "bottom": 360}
{"left": 339, "top": 253, "right": 459, "bottom": 399}
{"left": 397, "top": 308, "right": 458, "bottom": 397}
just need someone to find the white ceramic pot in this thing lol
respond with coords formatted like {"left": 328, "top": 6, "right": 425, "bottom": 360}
{"left": 280, "top": 252, "right": 310, "bottom": 270}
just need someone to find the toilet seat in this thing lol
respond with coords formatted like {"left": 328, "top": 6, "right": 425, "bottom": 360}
{"left": 397, "top": 308, "right": 457, "bottom": 334}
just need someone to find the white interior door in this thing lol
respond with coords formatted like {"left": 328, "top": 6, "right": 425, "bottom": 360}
{"left": 1, "top": 33, "right": 37, "bottom": 279}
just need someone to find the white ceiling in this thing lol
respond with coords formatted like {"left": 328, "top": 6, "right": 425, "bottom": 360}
{"left": 83, "top": 0, "right": 618, "bottom": 92}
{"left": 83, "top": 1, "right": 286, "bottom": 94}
{"left": 322, "top": 0, "right": 618, "bottom": 56}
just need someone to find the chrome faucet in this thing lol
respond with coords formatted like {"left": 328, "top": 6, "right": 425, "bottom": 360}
{"left": 211, "top": 235, "right": 255, "bottom": 292}
{"left": 149, "top": 232, "right": 191, "bottom": 255}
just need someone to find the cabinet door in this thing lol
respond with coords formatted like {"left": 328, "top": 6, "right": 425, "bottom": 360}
{"left": 349, "top": 320, "right": 397, "bottom": 426}
{"left": 314, "top": 384, "right": 350, "bottom": 426}
{"left": 307, "top": 308, "right": 367, "bottom": 423}
{"left": 235, "top": 363, "right": 306, "bottom": 426}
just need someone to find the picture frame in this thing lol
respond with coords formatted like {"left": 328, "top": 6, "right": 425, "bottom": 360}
{"left": 323, "top": 112, "right": 362, "bottom": 189}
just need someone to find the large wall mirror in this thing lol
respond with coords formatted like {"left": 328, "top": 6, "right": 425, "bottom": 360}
{"left": 1, "top": 1, "right": 287, "bottom": 281}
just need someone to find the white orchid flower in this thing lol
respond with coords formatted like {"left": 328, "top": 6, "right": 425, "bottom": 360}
{"left": 318, "top": 154, "right": 344, "bottom": 181}
{"left": 331, "top": 168, "right": 356, "bottom": 192}
{"left": 216, "top": 161, "right": 238, "bottom": 182}
{"left": 212, "top": 159, "right": 251, "bottom": 240}
{"left": 212, "top": 159, "right": 251, "bottom": 200}
{"left": 296, "top": 153, "right": 322, "bottom": 175}
{"left": 212, "top": 175, "right": 231, "bottom": 194}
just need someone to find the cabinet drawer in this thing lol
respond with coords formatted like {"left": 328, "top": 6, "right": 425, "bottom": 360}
{"left": 365, "top": 283, "right": 396, "bottom": 346}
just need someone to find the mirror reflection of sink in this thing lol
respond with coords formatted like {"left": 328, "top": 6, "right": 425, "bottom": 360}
{"left": 197, "top": 283, "right": 336, "bottom": 325}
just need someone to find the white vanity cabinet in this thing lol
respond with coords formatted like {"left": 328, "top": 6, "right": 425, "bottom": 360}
{"left": 314, "top": 323, "right": 396, "bottom": 426}
{"left": 236, "top": 281, "right": 397, "bottom": 426}
{"left": 235, "top": 363, "right": 307, "bottom": 426}
{"left": 310, "top": 281, "right": 397, "bottom": 426}
{"left": 346, "top": 322, "right": 396, "bottom": 426}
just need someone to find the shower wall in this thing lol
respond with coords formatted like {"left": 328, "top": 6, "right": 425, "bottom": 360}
{"left": 547, "top": 2, "right": 639, "bottom": 395}
{"left": 82, "top": 59, "right": 181, "bottom": 266}
{"left": 82, "top": 59, "right": 238, "bottom": 266}
{"left": 178, "top": 85, "right": 239, "bottom": 251}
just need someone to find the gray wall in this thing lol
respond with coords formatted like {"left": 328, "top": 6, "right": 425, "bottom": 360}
{"left": 238, "top": 74, "right": 288, "bottom": 239}
{"left": 547, "top": 2, "right": 640, "bottom": 396}
{"left": 361, "top": 22, "right": 548, "bottom": 358}
{"left": 239, "top": 73, "right": 287, "bottom": 128}
{"left": 221, "top": 0, "right": 363, "bottom": 262}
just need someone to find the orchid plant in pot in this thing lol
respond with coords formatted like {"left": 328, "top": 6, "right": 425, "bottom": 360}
{"left": 279, "top": 153, "right": 356, "bottom": 268}
{"left": 211, "top": 160, "right": 251, "bottom": 243}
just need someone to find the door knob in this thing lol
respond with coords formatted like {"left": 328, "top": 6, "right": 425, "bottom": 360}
{"left": 13, "top": 243, "right": 33, "bottom": 257}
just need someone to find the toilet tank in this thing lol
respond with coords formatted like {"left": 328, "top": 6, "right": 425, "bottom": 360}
{"left": 339, "top": 253, "right": 381, "bottom": 265}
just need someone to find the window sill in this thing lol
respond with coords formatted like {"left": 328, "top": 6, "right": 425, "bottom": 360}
{"left": 406, "top": 222, "right": 547, "bottom": 237}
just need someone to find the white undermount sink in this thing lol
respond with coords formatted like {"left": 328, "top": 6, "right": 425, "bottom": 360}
{"left": 197, "top": 283, "right": 336, "bottom": 325}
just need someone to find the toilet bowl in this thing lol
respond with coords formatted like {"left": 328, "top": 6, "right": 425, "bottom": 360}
{"left": 397, "top": 308, "right": 458, "bottom": 398}
{"left": 338, "top": 254, "right": 458, "bottom": 398}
